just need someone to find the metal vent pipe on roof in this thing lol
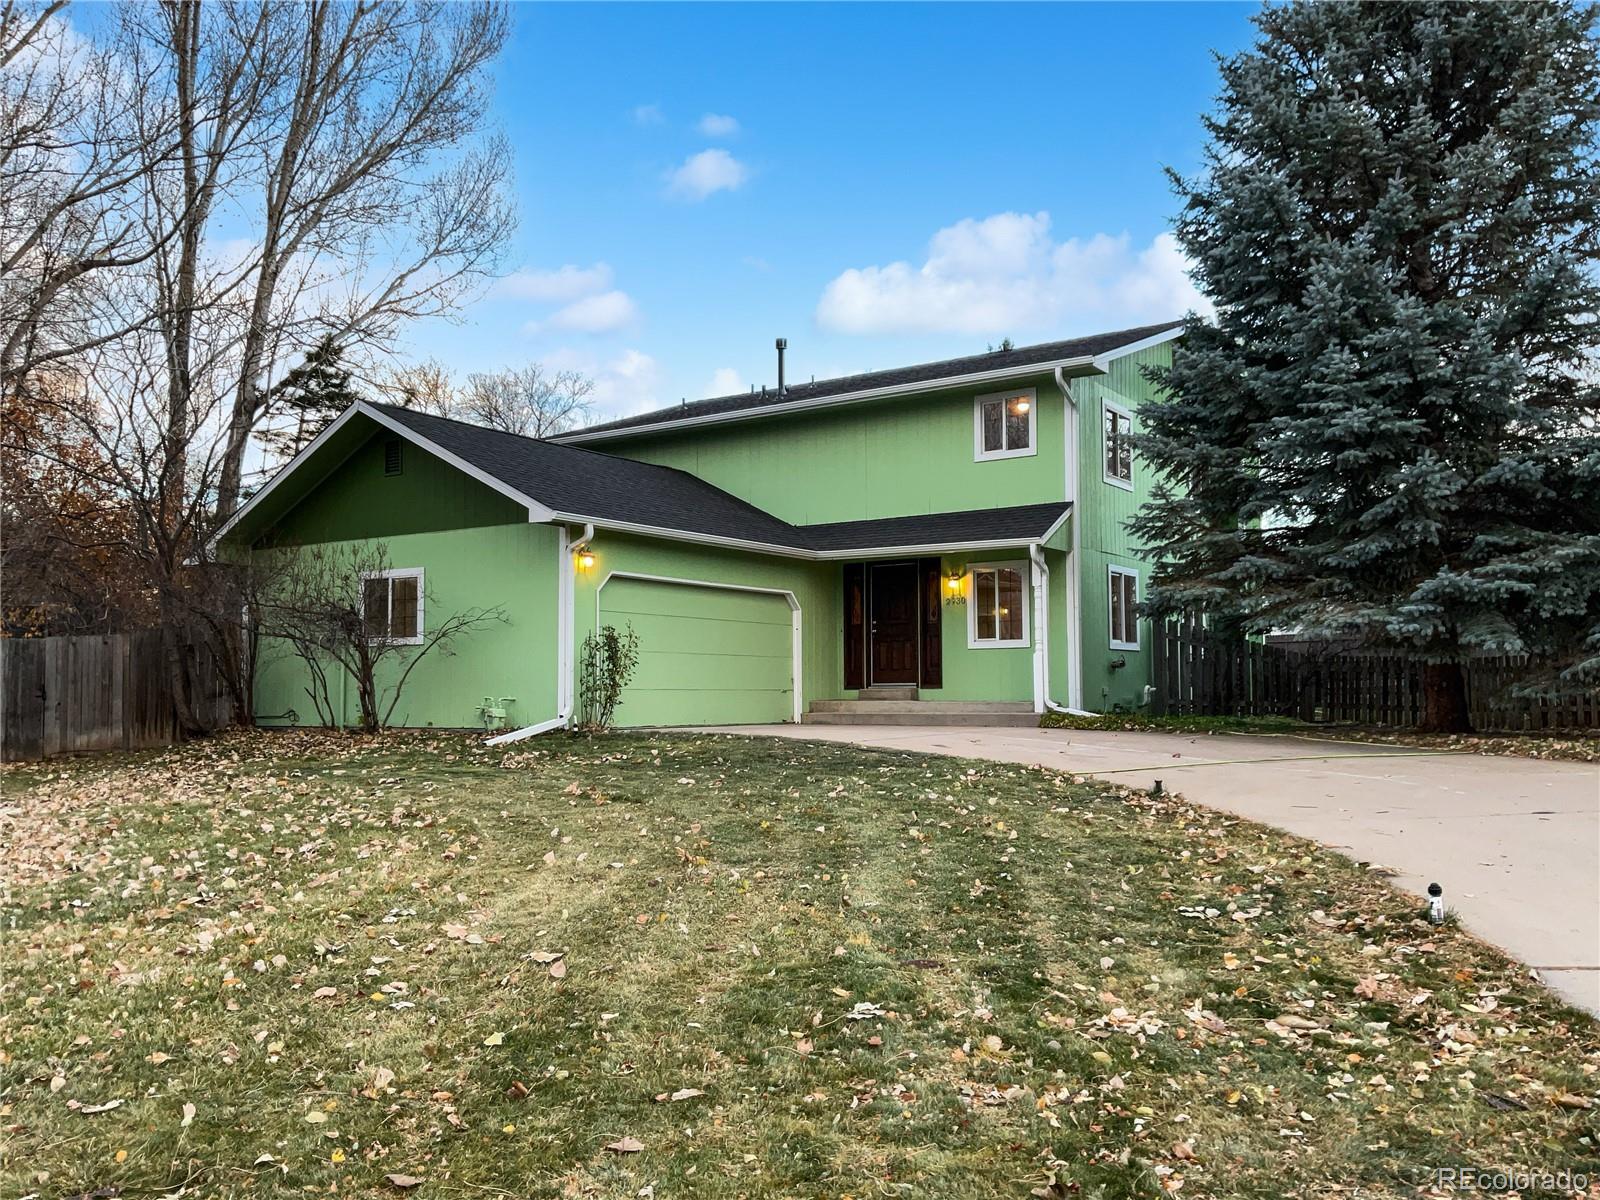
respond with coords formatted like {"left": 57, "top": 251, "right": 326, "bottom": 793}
{"left": 775, "top": 337, "right": 787, "bottom": 396}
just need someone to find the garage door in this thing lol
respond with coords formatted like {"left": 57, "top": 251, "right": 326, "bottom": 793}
{"left": 597, "top": 578, "right": 795, "bottom": 727}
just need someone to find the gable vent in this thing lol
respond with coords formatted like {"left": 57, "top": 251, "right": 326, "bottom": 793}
{"left": 383, "top": 438, "right": 403, "bottom": 476}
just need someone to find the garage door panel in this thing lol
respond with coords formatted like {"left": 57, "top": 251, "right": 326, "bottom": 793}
{"left": 598, "top": 578, "right": 794, "bottom": 727}
{"left": 629, "top": 649, "right": 791, "bottom": 693}
{"left": 618, "top": 612, "right": 790, "bottom": 659}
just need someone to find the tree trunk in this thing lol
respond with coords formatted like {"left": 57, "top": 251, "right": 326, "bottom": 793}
{"left": 1418, "top": 662, "right": 1473, "bottom": 734}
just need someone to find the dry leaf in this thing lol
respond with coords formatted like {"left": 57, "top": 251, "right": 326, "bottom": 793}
{"left": 605, "top": 1136, "right": 645, "bottom": 1154}
{"left": 385, "top": 1174, "right": 425, "bottom": 1189}
{"left": 181, "top": 1101, "right": 196, "bottom": 1127}
{"left": 548, "top": 959, "right": 567, "bottom": 979}
{"left": 80, "top": 1099, "right": 124, "bottom": 1115}
{"left": 483, "top": 1031, "right": 505, "bottom": 1047}
{"left": 313, "top": 986, "right": 338, "bottom": 999}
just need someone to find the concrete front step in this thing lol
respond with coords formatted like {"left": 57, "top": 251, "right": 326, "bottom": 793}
{"left": 856, "top": 686, "right": 919, "bottom": 701}
{"left": 810, "top": 699, "right": 1035, "bottom": 715}
{"left": 802, "top": 710, "right": 1040, "bottom": 728}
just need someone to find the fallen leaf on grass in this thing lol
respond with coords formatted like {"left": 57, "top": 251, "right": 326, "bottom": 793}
{"left": 181, "top": 1102, "right": 195, "bottom": 1127}
{"left": 482, "top": 1031, "right": 505, "bottom": 1047}
{"left": 1554, "top": 1093, "right": 1594, "bottom": 1110}
{"left": 78, "top": 1099, "right": 124, "bottom": 1114}
{"left": 385, "top": 1174, "right": 425, "bottom": 1189}
{"left": 312, "top": 987, "right": 337, "bottom": 999}
{"left": 653, "top": 1088, "right": 704, "bottom": 1103}
{"left": 548, "top": 959, "right": 566, "bottom": 980}
{"left": 605, "top": 1136, "right": 644, "bottom": 1154}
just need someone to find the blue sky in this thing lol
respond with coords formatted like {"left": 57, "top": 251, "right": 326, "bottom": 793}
{"left": 419, "top": 4, "right": 1258, "bottom": 419}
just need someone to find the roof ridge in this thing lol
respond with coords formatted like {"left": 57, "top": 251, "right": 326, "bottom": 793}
{"left": 567, "top": 319, "right": 1184, "bottom": 439}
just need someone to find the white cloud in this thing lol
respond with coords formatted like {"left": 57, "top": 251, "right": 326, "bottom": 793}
{"left": 497, "top": 263, "right": 639, "bottom": 335}
{"left": 633, "top": 103, "right": 664, "bottom": 126}
{"left": 544, "top": 289, "right": 638, "bottom": 334}
{"left": 708, "top": 367, "right": 742, "bottom": 395}
{"left": 815, "top": 212, "right": 1209, "bottom": 336}
{"left": 546, "top": 347, "right": 664, "bottom": 418}
{"left": 494, "top": 263, "right": 614, "bottom": 303}
{"left": 666, "top": 148, "right": 749, "bottom": 201}
{"left": 697, "top": 112, "right": 740, "bottom": 137}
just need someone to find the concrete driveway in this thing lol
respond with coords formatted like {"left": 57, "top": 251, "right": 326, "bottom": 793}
{"left": 705, "top": 723, "right": 1600, "bottom": 1015}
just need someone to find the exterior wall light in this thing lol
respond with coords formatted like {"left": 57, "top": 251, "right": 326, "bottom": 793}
{"left": 577, "top": 550, "right": 596, "bottom": 570}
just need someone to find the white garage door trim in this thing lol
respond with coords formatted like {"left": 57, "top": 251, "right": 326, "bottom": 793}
{"left": 594, "top": 571, "right": 803, "bottom": 724}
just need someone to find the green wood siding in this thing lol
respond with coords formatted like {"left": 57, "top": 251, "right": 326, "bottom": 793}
{"left": 1075, "top": 344, "right": 1171, "bottom": 712}
{"left": 250, "top": 435, "right": 558, "bottom": 731}
{"left": 251, "top": 429, "right": 524, "bottom": 548}
{"left": 606, "top": 380, "right": 1067, "bottom": 525}
{"left": 599, "top": 578, "right": 793, "bottom": 726}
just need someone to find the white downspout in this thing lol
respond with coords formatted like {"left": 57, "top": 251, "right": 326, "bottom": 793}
{"left": 1032, "top": 543, "right": 1090, "bottom": 717}
{"left": 486, "top": 522, "right": 592, "bottom": 746}
{"left": 1054, "top": 366, "right": 1088, "bottom": 713}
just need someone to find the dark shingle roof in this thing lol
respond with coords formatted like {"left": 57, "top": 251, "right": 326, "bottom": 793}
{"left": 371, "top": 403, "right": 809, "bottom": 549}
{"left": 800, "top": 503, "right": 1069, "bottom": 553}
{"left": 562, "top": 321, "right": 1182, "bottom": 441}
{"left": 368, "top": 403, "right": 1070, "bottom": 556}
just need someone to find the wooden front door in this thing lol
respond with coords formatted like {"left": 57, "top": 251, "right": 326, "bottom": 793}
{"left": 868, "top": 561, "right": 920, "bottom": 685}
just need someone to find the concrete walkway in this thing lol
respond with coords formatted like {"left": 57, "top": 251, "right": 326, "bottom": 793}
{"left": 703, "top": 723, "right": 1600, "bottom": 1015}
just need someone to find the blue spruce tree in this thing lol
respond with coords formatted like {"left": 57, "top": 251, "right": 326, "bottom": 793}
{"left": 1133, "top": 1, "right": 1600, "bottom": 733}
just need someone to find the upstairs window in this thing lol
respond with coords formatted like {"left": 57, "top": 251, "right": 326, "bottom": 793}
{"left": 1103, "top": 399, "right": 1133, "bottom": 488}
{"left": 974, "top": 388, "right": 1037, "bottom": 461}
{"left": 1109, "top": 566, "right": 1139, "bottom": 650}
{"left": 362, "top": 568, "right": 423, "bottom": 644}
{"left": 968, "top": 561, "right": 1029, "bottom": 648}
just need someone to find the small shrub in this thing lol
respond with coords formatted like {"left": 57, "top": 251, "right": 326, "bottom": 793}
{"left": 577, "top": 624, "right": 640, "bottom": 730}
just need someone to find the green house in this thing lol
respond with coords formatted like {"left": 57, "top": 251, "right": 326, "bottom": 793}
{"left": 215, "top": 321, "right": 1180, "bottom": 735}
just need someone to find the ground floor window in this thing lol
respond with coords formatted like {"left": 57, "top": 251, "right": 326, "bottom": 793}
{"left": 1109, "top": 565, "right": 1139, "bottom": 651}
{"left": 968, "top": 561, "right": 1029, "bottom": 648}
{"left": 362, "top": 568, "right": 424, "bottom": 644}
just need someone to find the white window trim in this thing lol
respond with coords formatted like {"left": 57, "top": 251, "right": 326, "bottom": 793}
{"left": 973, "top": 387, "right": 1038, "bottom": 462}
{"left": 361, "top": 567, "right": 425, "bottom": 645}
{"left": 1102, "top": 397, "right": 1134, "bottom": 491}
{"left": 1108, "top": 564, "right": 1140, "bottom": 652}
{"left": 966, "top": 559, "right": 1032, "bottom": 649}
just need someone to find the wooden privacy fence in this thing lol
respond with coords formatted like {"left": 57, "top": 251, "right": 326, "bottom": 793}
{"left": 1153, "top": 617, "right": 1599, "bottom": 731}
{"left": 1, "top": 630, "right": 232, "bottom": 762}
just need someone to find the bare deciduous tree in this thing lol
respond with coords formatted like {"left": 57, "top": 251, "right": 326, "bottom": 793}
{"left": 261, "top": 540, "right": 505, "bottom": 731}
{"left": 214, "top": 0, "right": 515, "bottom": 516}
{"left": 455, "top": 363, "right": 596, "bottom": 438}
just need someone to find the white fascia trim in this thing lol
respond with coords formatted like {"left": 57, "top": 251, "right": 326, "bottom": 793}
{"left": 207, "top": 401, "right": 555, "bottom": 554}
{"left": 355, "top": 402, "right": 556, "bottom": 523}
{"left": 595, "top": 570, "right": 804, "bottom": 724}
{"left": 553, "top": 355, "right": 1102, "bottom": 445}
{"left": 548, "top": 512, "right": 1064, "bottom": 563}
{"left": 548, "top": 512, "right": 814, "bottom": 559}
{"left": 1090, "top": 324, "right": 1185, "bottom": 371}
{"left": 206, "top": 404, "right": 366, "bottom": 552}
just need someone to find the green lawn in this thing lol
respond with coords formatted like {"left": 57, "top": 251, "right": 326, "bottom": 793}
{"left": 2, "top": 731, "right": 1595, "bottom": 1199}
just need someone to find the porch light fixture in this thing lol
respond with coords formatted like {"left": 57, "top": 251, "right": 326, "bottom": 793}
{"left": 577, "top": 549, "right": 596, "bottom": 570}
{"left": 945, "top": 571, "right": 963, "bottom": 593}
